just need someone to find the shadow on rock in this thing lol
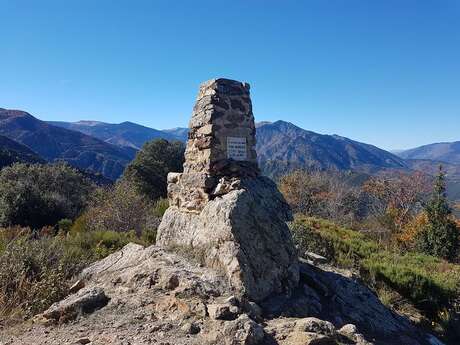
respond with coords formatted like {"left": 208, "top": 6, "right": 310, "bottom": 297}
{"left": 259, "top": 260, "right": 434, "bottom": 345}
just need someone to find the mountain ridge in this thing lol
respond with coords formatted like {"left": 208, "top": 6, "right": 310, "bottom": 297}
{"left": 7, "top": 108, "right": 460, "bottom": 187}
{"left": 48, "top": 118, "right": 410, "bottom": 177}
{"left": 48, "top": 120, "right": 181, "bottom": 149}
{"left": 0, "top": 109, "right": 136, "bottom": 180}
{"left": 256, "top": 120, "right": 408, "bottom": 177}
{"left": 397, "top": 141, "right": 460, "bottom": 166}
{"left": 0, "top": 134, "right": 45, "bottom": 169}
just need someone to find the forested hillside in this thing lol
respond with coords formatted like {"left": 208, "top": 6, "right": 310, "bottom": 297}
{"left": 0, "top": 134, "right": 44, "bottom": 169}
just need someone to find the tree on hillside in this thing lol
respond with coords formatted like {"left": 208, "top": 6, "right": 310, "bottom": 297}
{"left": 279, "top": 170, "right": 329, "bottom": 217}
{"left": 0, "top": 163, "right": 93, "bottom": 229}
{"left": 123, "top": 139, "right": 184, "bottom": 200}
{"left": 279, "top": 170, "right": 367, "bottom": 224}
{"left": 417, "top": 166, "right": 459, "bottom": 261}
{"left": 363, "top": 171, "right": 430, "bottom": 238}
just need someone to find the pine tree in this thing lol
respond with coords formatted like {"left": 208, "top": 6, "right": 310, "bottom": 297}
{"left": 417, "top": 166, "right": 459, "bottom": 260}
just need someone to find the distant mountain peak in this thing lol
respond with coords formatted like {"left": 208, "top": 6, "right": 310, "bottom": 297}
{"left": 256, "top": 121, "right": 407, "bottom": 177}
{"left": 397, "top": 141, "right": 460, "bottom": 165}
{"left": 162, "top": 127, "right": 189, "bottom": 142}
{"left": 3, "top": 107, "right": 419, "bottom": 180}
{"left": 75, "top": 120, "right": 104, "bottom": 126}
{"left": 272, "top": 119, "right": 296, "bottom": 126}
{"left": 255, "top": 121, "right": 272, "bottom": 128}
{"left": 0, "top": 108, "right": 32, "bottom": 119}
{"left": 332, "top": 134, "right": 347, "bottom": 140}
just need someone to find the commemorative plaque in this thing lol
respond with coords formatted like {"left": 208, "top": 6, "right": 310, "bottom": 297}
{"left": 227, "top": 137, "right": 247, "bottom": 161}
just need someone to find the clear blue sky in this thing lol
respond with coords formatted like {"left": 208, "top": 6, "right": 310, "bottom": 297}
{"left": 1, "top": 0, "right": 459, "bottom": 150}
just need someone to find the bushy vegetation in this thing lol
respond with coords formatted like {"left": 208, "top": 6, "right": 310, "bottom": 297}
{"left": 83, "top": 179, "right": 158, "bottom": 235}
{"left": 0, "top": 140, "right": 179, "bottom": 322}
{"left": 291, "top": 216, "right": 460, "bottom": 342}
{"left": 0, "top": 138, "right": 457, "bottom": 343}
{"left": 417, "top": 168, "right": 459, "bottom": 260}
{"left": 279, "top": 170, "right": 367, "bottom": 225}
{"left": 0, "top": 148, "right": 40, "bottom": 170}
{"left": 362, "top": 171, "right": 431, "bottom": 242}
{"left": 283, "top": 167, "right": 460, "bottom": 342}
{"left": 123, "top": 139, "right": 184, "bottom": 200}
{"left": 280, "top": 168, "right": 459, "bottom": 261}
{"left": 0, "top": 225, "right": 155, "bottom": 322}
{"left": 0, "top": 163, "right": 93, "bottom": 229}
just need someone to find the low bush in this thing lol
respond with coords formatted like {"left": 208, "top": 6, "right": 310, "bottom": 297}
{"left": 65, "top": 229, "right": 141, "bottom": 260}
{"left": 0, "top": 232, "right": 85, "bottom": 319}
{"left": 291, "top": 216, "right": 379, "bottom": 268}
{"left": 84, "top": 179, "right": 160, "bottom": 236}
{"left": 153, "top": 198, "right": 169, "bottom": 218}
{"left": 279, "top": 169, "right": 367, "bottom": 225}
{"left": 290, "top": 215, "right": 460, "bottom": 335}
{"left": 363, "top": 253, "right": 459, "bottom": 313}
{"left": 0, "top": 223, "right": 157, "bottom": 322}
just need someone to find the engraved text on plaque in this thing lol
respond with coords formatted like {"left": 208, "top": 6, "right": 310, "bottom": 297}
{"left": 227, "top": 137, "right": 247, "bottom": 161}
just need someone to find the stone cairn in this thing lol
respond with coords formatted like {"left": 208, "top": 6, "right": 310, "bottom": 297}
{"left": 157, "top": 78, "right": 299, "bottom": 302}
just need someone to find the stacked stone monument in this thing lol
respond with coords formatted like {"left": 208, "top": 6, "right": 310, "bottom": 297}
{"left": 157, "top": 78, "right": 299, "bottom": 302}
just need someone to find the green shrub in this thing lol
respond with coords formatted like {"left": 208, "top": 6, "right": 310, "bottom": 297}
{"left": 153, "top": 198, "right": 169, "bottom": 218}
{"left": 363, "top": 253, "right": 458, "bottom": 313}
{"left": 0, "top": 163, "right": 93, "bottom": 229}
{"left": 140, "top": 228, "right": 157, "bottom": 245}
{"left": 58, "top": 219, "right": 73, "bottom": 235}
{"left": 291, "top": 216, "right": 460, "bottom": 316}
{"left": 290, "top": 216, "right": 379, "bottom": 268}
{"left": 0, "top": 225, "right": 153, "bottom": 321}
{"left": 65, "top": 230, "right": 140, "bottom": 260}
{"left": 417, "top": 168, "right": 459, "bottom": 261}
{"left": 69, "top": 214, "right": 88, "bottom": 235}
{"left": 84, "top": 180, "right": 156, "bottom": 235}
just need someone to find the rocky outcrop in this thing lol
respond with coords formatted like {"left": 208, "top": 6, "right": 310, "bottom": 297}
{"left": 35, "top": 287, "right": 109, "bottom": 324}
{"left": 0, "top": 243, "right": 440, "bottom": 345}
{"left": 158, "top": 176, "right": 299, "bottom": 302}
{"left": 260, "top": 260, "right": 431, "bottom": 345}
{"left": 157, "top": 79, "right": 299, "bottom": 302}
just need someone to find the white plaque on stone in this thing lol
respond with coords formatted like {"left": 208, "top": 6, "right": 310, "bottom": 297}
{"left": 227, "top": 137, "right": 247, "bottom": 161}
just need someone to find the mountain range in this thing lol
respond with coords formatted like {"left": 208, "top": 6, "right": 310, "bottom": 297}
{"left": 162, "top": 127, "right": 189, "bottom": 142}
{"left": 0, "top": 108, "right": 136, "bottom": 180}
{"left": 397, "top": 141, "right": 460, "bottom": 165}
{"left": 49, "top": 119, "right": 409, "bottom": 176}
{"left": 48, "top": 120, "right": 179, "bottom": 149}
{"left": 256, "top": 121, "right": 408, "bottom": 177}
{"left": 1, "top": 108, "right": 460, "bottom": 189}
